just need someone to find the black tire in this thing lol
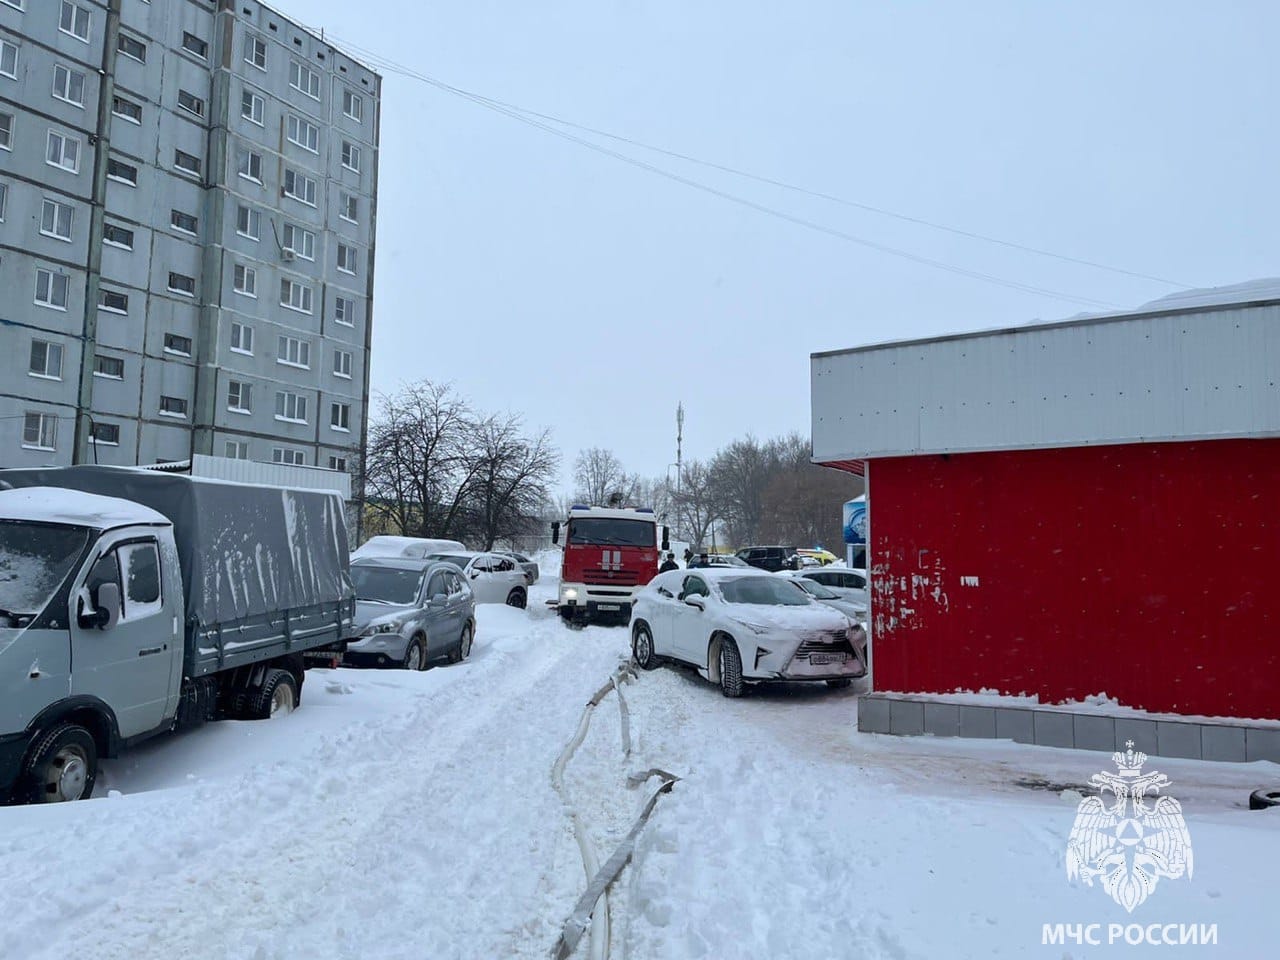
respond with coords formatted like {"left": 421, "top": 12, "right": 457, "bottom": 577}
{"left": 250, "top": 668, "right": 299, "bottom": 720}
{"left": 403, "top": 637, "right": 426, "bottom": 671}
{"left": 632, "top": 623, "right": 658, "bottom": 670}
{"left": 1250, "top": 788, "right": 1280, "bottom": 810}
{"left": 24, "top": 723, "right": 98, "bottom": 803}
{"left": 506, "top": 588, "right": 527, "bottom": 609}
{"left": 718, "top": 637, "right": 744, "bottom": 698}
{"left": 826, "top": 678, "right": 853, "bottom": 689}
{"left": 449, "top": 622, "right": 474, "bottom": 663}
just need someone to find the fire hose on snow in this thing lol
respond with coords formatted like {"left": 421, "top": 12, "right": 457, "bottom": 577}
{"left": 549, "top": 663, "right": 680, "bottom": 960}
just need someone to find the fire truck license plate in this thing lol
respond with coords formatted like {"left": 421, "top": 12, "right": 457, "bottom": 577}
{"left": 811, "top": 652, "right": 848, "bottom": 665}
{"left": 597, "top": 604, "right": 621, "bottom": 611}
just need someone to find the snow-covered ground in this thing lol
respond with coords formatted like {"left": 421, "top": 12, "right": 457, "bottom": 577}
{"left": 1, "top": 567, "right": 1277, "bottom": 959}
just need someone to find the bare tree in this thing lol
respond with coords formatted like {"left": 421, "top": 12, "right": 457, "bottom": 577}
{"left": 708, "top": 436, "right": 774, "bottom": 546}
{"left": 672, "top": 459, "right": 719, "bottom": 550}
{"left": 573, "top": 447, "right": 639, "bottom": 506}
{"left": 465, "top": 415, "right": 560, "bottom": 550}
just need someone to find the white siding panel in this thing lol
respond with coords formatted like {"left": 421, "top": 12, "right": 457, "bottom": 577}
{"left": 812, "top": 302, "right": 1280, "bottom": 461}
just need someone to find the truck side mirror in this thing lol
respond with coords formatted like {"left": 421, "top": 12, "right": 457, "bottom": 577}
{"left": 93, "top": 582, "right": 121, "bottom": 630}
{"left": 551, "top": 521, "right": 560, "bottom": 545}
{"left": 661, "top": 526, "right": 670, "bottom": 552}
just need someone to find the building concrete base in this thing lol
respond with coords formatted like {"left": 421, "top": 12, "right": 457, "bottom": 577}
{"left": 857, "top": 692, "right": 1280, "bottom": 763}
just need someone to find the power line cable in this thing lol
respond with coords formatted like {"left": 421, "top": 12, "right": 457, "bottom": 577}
{"left": 325, "top": 37, "right": 1120, "bottom": 309}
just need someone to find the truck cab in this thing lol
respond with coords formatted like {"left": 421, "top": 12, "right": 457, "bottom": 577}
{"left": 0, "top": 487, "right": 184, "bottom": 803}
{"left": 550, "top": 505, "right": 669, "bottom": 626}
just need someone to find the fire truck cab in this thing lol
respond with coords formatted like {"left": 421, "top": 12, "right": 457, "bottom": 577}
{"left": 550, "top": 504, "right": 669, "bottom": 626}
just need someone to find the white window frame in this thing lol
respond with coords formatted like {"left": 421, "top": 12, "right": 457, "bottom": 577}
{"left": 22, "top": 412, "right": 58, "bottom": 452}
{"left": 232, "top": 263, "right": 257, "bottom": 297}
{"left": 227, "top": 380, "right": 252, "bottom": 414}
{"left": 162, "top": 333, "right": 192, "bottom": 357}
{"left": 174, "top": 149, "right": 202, "bottom": 179}
{"left": 0, "top": 38, "right": 17, "bottom": 81}
{"left": 276, "top": 335, "right": 311, "bottom": 369}
{"left": 0, "top": 110, "right": 13, "bottom": 151}
{"left": 230, "top": 321, "right": 253, "bottom": 355}
{"left": 97, "top": 288, "right": 128, "bottom": 314}
{"left": 116, "top": 33, "right": 146, "bottom": 63}
{"left": 289, "top": 60, "right": 320, "bottom": 99}
{"left": 167, "top": 272, "right": 196, "bottom": 298}
{"left": 28, "top": 339, "right": 64, "bottom": 380}
{"left": 0, "top": 181, "right": 8, "bottom": 222}
{"left": 274, "top": 391, "right": 308, "bottom": 424}
{"left": 39, "top": 198, "right": 74, "bottom": 242}
{"left": 103, "top": 222, "right": 133, "bottom": 249}
{"left": 334, "top": 296, "right": 354, "bottom": 326}
{"left": 341, "top": 140, "right": 361, "bottom": 173}
{"left": 282, "top": 168, "right": 317, "bottom": 206}
{"left": 51, "top": 63, "right": 86, "bottom": 108}
{"left": 177, "top": 89, "right": 204, "bottom": 119}
{"left": 340, "top": 193, "right": 358, "bottom": 224}
{"left": 46, "top": 130, "right": 80, "bottom": 173}
{"left": 336, "top": 243, "right": 358, "bottom": 275}
{"left": 170, "top": 209, "right": 198, "bottom": 236}
{"left": 89, "top": 422, "right": 120, "bottom": 447}
{"left": 94, "top": 354, "right": 125, "bottom": 380}
{"left": 286, "top": 114, "right": 319, "bottom": 153}
{"left": 244, "top": 34, "right": 266, "bottom": 71}
{"left": 159, "top": 396, "right": 188, "bottom": 419}
{"left": 272, "top": 447, "right": 305, "bottom": 466}
{"left": 282, "top": 223, "right": 315, "bottom": 261}
{"left": 35, "top": 268, "right": 69, "bottom": 310}
{"left": 59, "top": 2, "right": 91, "bottom": 43}
{"left": 111, "top": 94, "right": 142, "bottom": 124}
{"left": 342, "top": 89, "right": 363, "bottom": 122}
{"left": 107, "top": 157, "right": 137, "bottom": 185}
{"left": 280, "top": 278, "right": 313, "bottom": 315}
{"left": 332, "top": 349, "right": 353, "bottom": 379}
{"left": 236, "top": 204, "right": 260, "bottom": 241}
{"left": 225, "top": 439, "right": 249, "bottom": 460}
{"left": 240, "top": 89, "right": 264, "bottom": 126}
{"left": 329, "top": 402, "right": 351, "bottom": 432}
{"left": 181, "top": 31, "right": 208, "bottom": 60}
{"left": 328, "top": 455, "right": 348, "bottom": 472}
{"left": 236, "top": 147, "right": 262, "bottom": 183}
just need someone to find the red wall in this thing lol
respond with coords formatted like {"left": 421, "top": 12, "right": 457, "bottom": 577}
{"left": 868, "top": 439, "right": 1280, "bottom": 720}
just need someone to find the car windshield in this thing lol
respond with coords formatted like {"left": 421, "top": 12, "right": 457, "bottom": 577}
{"left": 0, "top": 521, "right": 90, "bottom": 620}
{"left": 719, "top": 576, "right": 811, "bottom": 606}
{"left": 711, "top": 556, "right": 749, "bottom": 567}
{"left": 567, "top": 518, "right": 655, "bottom": 547}
{"left": 350, "top": 565, "right": 425, "bottom": 605}
{"left": 795, "top": 578, "right": 841, "bottom": 600}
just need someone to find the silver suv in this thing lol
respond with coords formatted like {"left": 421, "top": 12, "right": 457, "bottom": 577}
{"left": 344, "top": 559, "right": 477, "bottom": 669}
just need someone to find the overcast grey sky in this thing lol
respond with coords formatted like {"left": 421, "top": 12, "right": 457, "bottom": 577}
{"left": 293, "top": 0, "right": 1278, "bottom": 492}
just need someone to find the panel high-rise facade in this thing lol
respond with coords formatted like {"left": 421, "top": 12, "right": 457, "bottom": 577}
{"left": 0, "top": 0, "right": 379, "bottom": 475}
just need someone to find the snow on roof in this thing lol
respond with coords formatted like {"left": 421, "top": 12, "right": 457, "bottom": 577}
{"left": 0, "top": 487, "right": 169, "bottom": 529}
{"left": 566, "top": 506, "right": 658, "bottom": 521}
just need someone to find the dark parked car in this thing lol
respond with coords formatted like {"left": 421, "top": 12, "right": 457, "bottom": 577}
{"left": 736, "top": 545, "right": 801, "bottom": 572}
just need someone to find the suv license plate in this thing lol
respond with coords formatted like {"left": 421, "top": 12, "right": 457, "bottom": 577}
{"left": 597, "top": 604, "right": 621, "bottom": 611}
{"left": 811, "top": 652, "right": 848, "bottom": 665}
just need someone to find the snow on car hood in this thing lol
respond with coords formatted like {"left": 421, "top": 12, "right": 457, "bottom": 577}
{"left": 353, "top": 599, "right": 416, "bottom": 630}
{"left": 724, "top": 601, "right": 852, "bottom": 634}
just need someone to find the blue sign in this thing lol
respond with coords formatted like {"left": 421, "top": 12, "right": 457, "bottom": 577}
{"left": 842, "top": 499, "right": 867, "bottom": 545}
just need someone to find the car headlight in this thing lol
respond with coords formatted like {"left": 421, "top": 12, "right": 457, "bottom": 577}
{"left": 362, "top": 621, "right": 401, "bottom": 637}
{"left": 732, "top": 619, "right": 771, "bottom": 636}
{"left": 562, "top": 587, "right": 578, "bottom": 601}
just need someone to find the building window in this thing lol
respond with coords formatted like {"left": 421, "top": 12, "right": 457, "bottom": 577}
{"left": 225, "top": 439, "right": 249, "bottom": 460}
{"left": 167, "top": 272, "right": 196, "bottom": 297}
{"left": 170, "top": 209, "right": 198, "bottom": 235}
{"left": 334, "top": 296, "right": 354, "bottom": 326}
{"left": 282, "top": 168, "right": 316, "bottom": 206}
{"left": 227, "top": 380, "right": 252, "bottom": 413}
{"left": 59, "top": 2, "right": 91, "bottom": 43}
{"left": 282, "top": 222, "right": 315, "bottom": 260}
{"left": 94, "top": 354, "right": 124, "bottom": 379}
{"left": 340, "top": 193, "right": 358, "bottom": 223}
{"left": 272, "top": 447, "right": 305, "bottom": 466}
{"left": 328, "top": 455, "right": 348, "bottom": 472}
{"left": 163, "top": 333, "right": 192, "bottom": 356}
{"left": 329, "top": 402, "right": 350, "bottom": 432}
{"left": 89, "top": 422, "right": 120, "bottom": 446}
{"left": 39, "top": 198, "right": 74, "bottom": 241}
{"left": 274, "top": 391, "right": 307, "bottom": 423}
{"left": 279, "top": 278, "right": 313, "bottom": 314}
{"left": 181, "top": 32, "right": 208, "bottom": 59}
{"left": 236, "top": 204, "right": 260, "bottom": 240}
{"left": 112, "top": 95, "right": 142, "bottom": 124}
{"left": 233, "top": 263, "right": 257, "bottom": 297}
{"left": 35, "top": 268, "right": 69, "bottom": 309}
{"left": 0, "top": 181, "right": 7, "bottom": 221}
{"left": 336, "top": 243, "right": 358, "bottom": 275}
{"left": 28, "top": 339, "right": 64, "bottom": 379}
{"left": 277, "top": 335, "right": 311, "bottom": 369}
{"left": 342, "top": 89, "right": 363, "bottom": 122}
{"left": 240, "top": 90, "right": 264, "bottom": 125}
{"left": 52, "top": 64, "right": 86, "bottom": 107}
{"left": 177, "top": 89, "right": 205, "bottom": 119}
{"left": 244, "top": 34, "right": 266, "bottom": 70}
{"left": 230, "top": 321, "right": 253, "bottom": 355}
{"left": 116, "top": 33, "right": 146, "bottom": 63}
{"left": 0, "top": 111, "right": 12, "bottom": 150}
{"left": 0, "top": 39, "right": 17, "bottom": 80}
{"left": 98, "top": 288, "right": 128, "bottom": 313}
{"left": 174, "top": 150, "right": 202, "bottom": 178}
{"left": 103, "top": 222, "right": 133, "bottom": 249}
{"left": 22, "top": 412, "right": 57, "bottom": 451}
{"left": 107, "top": 157, "right": 137, "bottom": 185}
{"left": 286, "top": 114, "right": 319, "bottom": 153}
{"left": 289, "top": 60, "right": 320, "bottom": 99}
{"left": 46, "top": 130, "right": 80, "bottom": 173}
{"left": 236, "top": 147, "right": 262, "bottom": 182}
{"left": 159, "top": 396, "right": 188, "bottom": 419}
{"left": 341, "top": 140, "right": 360, "bottom": 172}
{"left": 333, "top": 349, "right": 353, "bottom": 379}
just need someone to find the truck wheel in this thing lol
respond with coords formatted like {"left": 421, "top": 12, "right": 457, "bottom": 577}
{"left": 252, "top": 668, "right": 299, "bottom": 720}
{"left": 449, "top": 622, "right": 474, "bottom": 663}
{"left": 506, "top": 588, "right": 527, "bottom": 609}
{"left": 403, "top": 637, "right": 426, "bottom": 671}
{"left": 1250, "top": 788, "right": 1280, "bottom": 810}
{"left": 632, "top": 623, "right": 658, "bottom": 670}
{"left": 24, "top": 723, "right": 98, "bottom": 803}
{"left": 718, "top": 638, "right": 745, "bottom": 698}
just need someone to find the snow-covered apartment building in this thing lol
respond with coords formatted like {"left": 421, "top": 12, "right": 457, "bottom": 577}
{"left": 812, "top": 281, "right": 1280, "bottom": 762}
{"left": 0, "top": 0, "right": 379, "bottom": 475}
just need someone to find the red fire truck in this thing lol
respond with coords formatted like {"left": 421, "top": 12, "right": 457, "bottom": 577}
{"left": 550, "top": 504, "right": 670, "bottom": 626}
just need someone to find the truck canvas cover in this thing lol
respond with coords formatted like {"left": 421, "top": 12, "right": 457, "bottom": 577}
{"left": 0, "top": 465, "right": 352, "bottom": 639}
